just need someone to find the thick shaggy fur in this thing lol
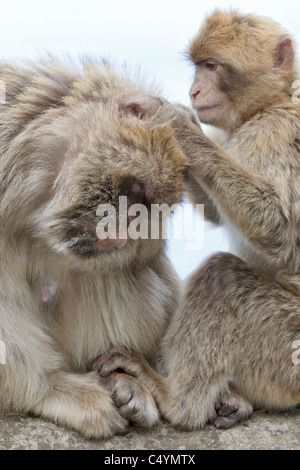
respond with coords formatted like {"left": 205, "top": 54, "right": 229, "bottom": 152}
{"left": 189, "top": 9, "right": 298, "bottom": 132}
{"left": 96, "top": 11, "right": 300, "bottom": 430}
{"left": 156, "top": 10, "right": 300, "bottom": 428}
{"left": 0, "top": 60, "right": 187, "bottom": 437}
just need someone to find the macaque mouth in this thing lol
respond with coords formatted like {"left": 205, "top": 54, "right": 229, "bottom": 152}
{"left": 60, "top": 212, "right": 127, "bottom": 258}
{"left": 66, "top": 227, "right": 127, "bottom": 258}
{"left": 61, "top": 181, "right": 150, "bottom": 258}
{"left": 60, "top": 179, "right": 164, "bottom": 258}
{"left": 195, "top": 104, "right": 220, "bottom": 112}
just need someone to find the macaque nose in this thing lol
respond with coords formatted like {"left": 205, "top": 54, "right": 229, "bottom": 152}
{"left": 121, "top": 179, "right": 155, "bottom": 206}
{"left": 129, "top": 181, "right": 145, "bottom": 205}
{"left": 189, "top": 85, "right": 201, "bottom": 100}
{"left": 129, "top": 181, "right": 155, "bottom": 204}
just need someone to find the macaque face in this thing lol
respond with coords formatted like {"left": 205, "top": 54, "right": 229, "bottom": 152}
{"left": 33, "top": 101, "right": 187, "bottom": 265}
{"left": 189, "top": 59, "right": 231, "bottom": 126}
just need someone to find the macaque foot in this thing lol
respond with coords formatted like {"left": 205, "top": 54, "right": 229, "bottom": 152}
{"left": 214, "top": 387, "right": 253, "bottom": 429}
{"left": 94, "top": 350, "right": 160, "bottom": 428}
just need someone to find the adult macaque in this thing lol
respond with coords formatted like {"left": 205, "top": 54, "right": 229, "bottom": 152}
{"left": 0, "top": 60, "right": 187, "bottom": 437}
{"left": 96, "top": 10, "right": 300, "bottom": 430}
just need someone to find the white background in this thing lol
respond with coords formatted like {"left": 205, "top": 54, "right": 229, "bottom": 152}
{"left": 1, "top": 0, "right": 299, "bottom": 278}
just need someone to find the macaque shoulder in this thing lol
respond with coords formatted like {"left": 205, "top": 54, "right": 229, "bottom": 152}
{"left": 227, "top": 109, "right": 300, "bottom": 171}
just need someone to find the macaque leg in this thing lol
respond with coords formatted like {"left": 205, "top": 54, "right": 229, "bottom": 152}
{"left": 0, "top": 312, "right": 128, "bottom": 438}
{"left": 31, "top": 370, "right": 128, "bottom": 438}
{"left": 0, "top": 297, "right": 130, "bottom": 438}
{"left": 161, "top": 252, "right": 300, "bottom": 428}
{"left": 96, "top": 253, "right": 300, "bottom": 430}
{"left": 94, "top": 339, "right": 251, "bottom": 428}
{"left": 94, "top": 348, "right": 251, "bottom": 429}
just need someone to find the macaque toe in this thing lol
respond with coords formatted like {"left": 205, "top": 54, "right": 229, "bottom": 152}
{"left": 214, "top": 411, "right": 241, "bottom": 429}
{"left": 215, "top": 402, "right": 239, "bottom": 416}
{"left": 103, "top": 372, "right": 159, "bottom": 428}
{"left": 214, "top": 389, "right": 253, "bottom": 429}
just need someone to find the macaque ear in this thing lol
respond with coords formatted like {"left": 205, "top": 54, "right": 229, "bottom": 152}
{"left": 119, "top": 94, "right": 147, "bottom": 118}
{"left": 119, "top": 93, "right": 163, "bottom": 120}
{"left": 274, "top": 36, "right": 294, "bottom": 75}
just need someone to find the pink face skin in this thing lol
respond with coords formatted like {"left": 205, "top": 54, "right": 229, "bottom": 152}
{"left": 189, "top": 59, "right": 230, "bottom": 126}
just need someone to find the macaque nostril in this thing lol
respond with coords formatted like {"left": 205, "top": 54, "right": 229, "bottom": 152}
{"left": 190, "top": 86, "right": 201, "bottom": 99}
{"left": 145, "top": 186, "right": 155, "bottom": 201}
{"left": 129, "top": 181, "right": 145, "bottom": 205}
{"left": 121, "top": 179, "right": 145, "bottom": 205}
{"left": 131, "top": 181, "right": 143, "bottom": 196}
{"left": 121, "top": 179, "right": 155, "bottom": 206}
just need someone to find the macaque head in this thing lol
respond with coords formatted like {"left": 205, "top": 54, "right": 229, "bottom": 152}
{"left": 188, "top": 10, "right": 296, "bottom": 131}
{"left": 2, "top": 65, "right": 187, "bottom": 269}
{"left": 39, "top": 102, "right": 186, "bottom": 267}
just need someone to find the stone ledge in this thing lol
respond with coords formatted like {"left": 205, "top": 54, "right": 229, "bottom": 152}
{"left": 1, "top": 407, "right": 300, "bottom": 450}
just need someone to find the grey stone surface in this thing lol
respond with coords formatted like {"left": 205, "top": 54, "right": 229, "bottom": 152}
{"left": 1, "top": 408, "right": 300, "bottom": 450}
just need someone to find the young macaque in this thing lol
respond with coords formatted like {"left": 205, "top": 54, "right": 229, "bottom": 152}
{"left": 95, "top": 10, "right": 300, "bottom": 430}
{"left": 0, "top": 60, "right": 188, "bottom": 438}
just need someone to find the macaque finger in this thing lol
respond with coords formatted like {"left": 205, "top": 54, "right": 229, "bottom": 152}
{"left": 93, "top": 349, "right": 148, "bottom": 379}
{"left": 100, "top": 371, "right": 160, "bottom": 428}
{"left": 173, "top": 104, "right": 201, "bottom": 127}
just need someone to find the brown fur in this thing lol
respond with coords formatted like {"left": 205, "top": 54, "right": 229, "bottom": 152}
{"left": 96, "top": 11, "right": 300, "bottom": 430}
{"left": 0, "top": 59, "right": 188, "bottom": 437}
{"left": 189, "top": 9, "right": 297, "bottom": 132}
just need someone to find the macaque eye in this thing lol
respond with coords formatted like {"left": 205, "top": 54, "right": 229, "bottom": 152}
{"left": 205, "top": 62, "right": 218, "bottom": 71}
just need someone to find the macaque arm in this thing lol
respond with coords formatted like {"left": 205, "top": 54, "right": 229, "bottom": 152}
{"left": 185, "top": 172, "right": 221, "bottom": 224}
{"left": 173, "top": 116, "right": 291, "bottom": 262}
{"left": 119, "top": 96, "right": 220, "bottom": 223}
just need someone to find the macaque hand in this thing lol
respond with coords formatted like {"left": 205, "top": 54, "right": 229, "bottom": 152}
{"left": 165, "top": 104, "right": 213, "bottom": 166}
{"left": 118, "top": 91, "right": 210, "bottom": 162}
{"left": 119, "top": 92, "right": 203, "bottom": 135}
{"left": 172, "top": 103, "right": 201, "bottom": 127}
{"left": 93, "top": 350, "right": 160, "bottom": 428}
